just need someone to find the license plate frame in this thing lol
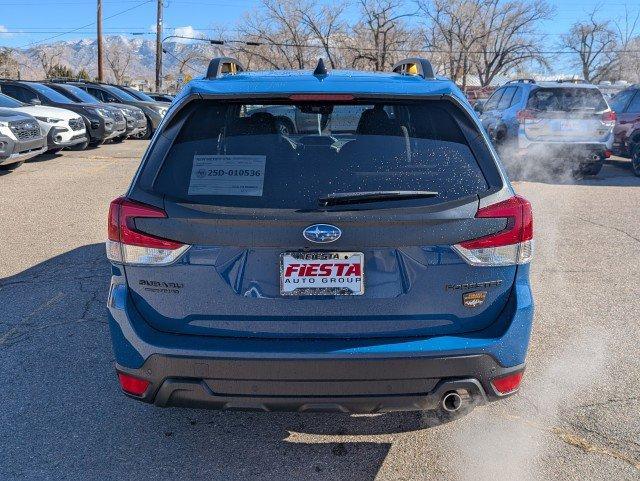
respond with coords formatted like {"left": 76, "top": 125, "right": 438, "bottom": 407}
{"left": 280, "top": 252, "right": 365, "bottom": 296}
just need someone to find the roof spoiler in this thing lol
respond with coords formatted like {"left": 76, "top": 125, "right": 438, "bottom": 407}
{"left": 505, "top": 78, "right": 536, "bottom": 84}
{"left": 392, "top": 58, "right": 435, "bottom": 79}
{"left": 206, "top": 57, "right": 245, "bottom": 79}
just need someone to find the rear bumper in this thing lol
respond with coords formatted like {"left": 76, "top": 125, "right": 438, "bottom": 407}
{"left": 515, "top": 141, "right": 610, "bottom": 162}
{"left": 117, "top": 355, "right": 523, "bottom": 413}
{"left": 108, "top": 265, "right": 533, "bottom": 413}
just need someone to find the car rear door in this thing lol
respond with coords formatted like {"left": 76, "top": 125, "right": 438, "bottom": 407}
{"left": 121, "top": 98, "right": 519, "bottom": 340}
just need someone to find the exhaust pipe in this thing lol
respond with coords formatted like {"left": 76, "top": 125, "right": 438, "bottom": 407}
{"left": 441, "top": 391, "right": 463, "bottom": 412}
{"left": 591, "top": 152, "right": 601, "bottom": 161}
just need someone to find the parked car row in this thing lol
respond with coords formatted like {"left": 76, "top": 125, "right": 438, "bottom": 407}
{"left": 0, "top": 79, "right": 173, "bottom": 173}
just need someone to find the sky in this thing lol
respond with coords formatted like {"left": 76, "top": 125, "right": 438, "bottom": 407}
{"left": 0, "top": 0, "right": 638, "bottom": 71}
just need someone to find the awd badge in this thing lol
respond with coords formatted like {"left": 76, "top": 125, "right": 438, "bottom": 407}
{"left": 463, "top": 291, "right": 487, "bottom": 308}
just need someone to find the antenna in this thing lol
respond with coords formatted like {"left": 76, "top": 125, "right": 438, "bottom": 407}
{"left": 313, "top": 58, "right": 327, "bottom": 76}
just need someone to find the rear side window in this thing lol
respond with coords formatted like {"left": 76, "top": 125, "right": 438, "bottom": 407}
{"left": 626, "top": 92, "right": 640, "bottom": 113}
{"left": 527, "top": 87, "right": 608, "bottom": 112}
{"left": 497, "top": 87, "right": 516, "bottom": 110}
{"left": 483, "top": 89, "right": 503, "bottom": 111}
{"left": 609, "top": 89, "right": 635, "bottom": 113}
{"left": 152, "top": 100, "right": 492, "bottom": 210}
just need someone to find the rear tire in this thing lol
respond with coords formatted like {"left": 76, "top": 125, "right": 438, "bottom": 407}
{"left": 0, "top": 160, "right": 24, "bottom": 171}
{"left": 112, "top": 134, "right": 127, "bottom": 143}
{"left": 137, "top": 118, "right": 152, "bottom": 140}
{"left": 631, "top": 144, "right": 640, "bottom": 177}
{"left": 577, "top": 161, "right": 603, "bottom": 177}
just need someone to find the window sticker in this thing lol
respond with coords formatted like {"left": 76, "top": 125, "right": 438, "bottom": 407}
{"left": 188, "top": 155, "right": 266, "bottom": 196}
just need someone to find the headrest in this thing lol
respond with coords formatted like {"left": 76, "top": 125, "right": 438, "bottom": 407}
{"left": 356, "top": 107, "right": 400, "bottom": 136}
{"left": 227, "top": 112, "right": 277, "bottom": 136}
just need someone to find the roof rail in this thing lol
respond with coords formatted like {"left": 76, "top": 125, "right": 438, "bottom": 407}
{"left": 506, "top": 78, "right": 536, "bottom": 84}
{"left": 392, "top": 58, "right": 435, "bottom": 79}
{"left": 555, "top": 78, "right": 587, "bottom": 84}
{"left": 206, "top": 57, "right": 245, "bottom": 79}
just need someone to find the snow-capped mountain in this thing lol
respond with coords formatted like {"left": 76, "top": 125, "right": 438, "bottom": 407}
{"left": 11, "top": 35, "right": 224, "bottom": 86}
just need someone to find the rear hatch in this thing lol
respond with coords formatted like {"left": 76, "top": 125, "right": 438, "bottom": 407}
{"left": 122, "top": 97, "right": 516, "bottom": 339}
{"left": 522, "top": 86, "right": 613, "bottom": 143}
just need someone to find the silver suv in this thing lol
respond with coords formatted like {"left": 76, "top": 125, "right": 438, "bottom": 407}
{"left": 479, "top": 80, "right": 615, "bottom": 176}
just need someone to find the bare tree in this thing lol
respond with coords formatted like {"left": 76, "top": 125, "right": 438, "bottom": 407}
{"left": 472, "top": 0, "right": 551, "bottom": 87}
{"left": 561, "top": 9, "right": 618, "bottom": 83}
{"left": 296, "top": 0, "right": 347, "bottom": 68}
{"left": 613, "top": 6, "right": 640, "bottom": 80}
{"left": 236, "top": 0, "right": 316, "bottom": 69}
{"left": 0, "top": 48, "right": 20, "bottom": 78}
{"left": 418, "top": 0, "right": 487, "bottom": 89}
{"left": 347, "top": 0, "right": 418, "bottom": 71}
{"left": 31, "top": 46, "right": 63, "bottom": 77}
{"left": 105, "top": 41, "right": 133, "bottom": 83}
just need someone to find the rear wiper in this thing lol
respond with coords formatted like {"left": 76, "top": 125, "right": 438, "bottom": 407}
{"left": 318, "top": 190, "right": 439, "bottom": 206}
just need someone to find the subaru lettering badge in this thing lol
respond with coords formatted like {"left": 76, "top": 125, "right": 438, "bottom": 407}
{"left": 303, "top": 224, "right": 341, "bottom": 243}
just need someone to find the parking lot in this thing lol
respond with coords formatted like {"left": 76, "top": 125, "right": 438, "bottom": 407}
{"left": 0, "top": 142, "right": 639, "bottom": 480}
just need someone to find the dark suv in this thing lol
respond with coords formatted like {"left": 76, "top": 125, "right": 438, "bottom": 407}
{"left": 107, "top": 57, "right": 534, "bottom": 418}
{"left": 66, "top": 82, "right": 167, "bottom": 139}
{"left": 610, "top": 85, "right": 640, "bottom": 176}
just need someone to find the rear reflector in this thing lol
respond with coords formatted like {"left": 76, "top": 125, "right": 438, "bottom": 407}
{"left": 516, "top": 109, "right": 536, "bottom": 123}
{"left": 601, "top": 111, "right": 616, "bottom": 123}
{"left": 453, "top": 195, "right": 533, "bottom": 266}
{"left": 117, "top": 372, "right": 150, "bottom": 396}
{"left": 107, "top": 196, "right": 190, "bottom": 265}
{"left": 491, "top": 371, "right": 524, "bottom": 395}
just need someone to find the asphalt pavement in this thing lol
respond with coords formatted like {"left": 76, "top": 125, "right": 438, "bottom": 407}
{"left": 0, "top": 143, "right": 638, "bottom": 480}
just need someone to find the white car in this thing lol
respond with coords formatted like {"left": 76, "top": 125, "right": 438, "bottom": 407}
{"left": 0, "top": 93, "right": 87, "bottom": 153}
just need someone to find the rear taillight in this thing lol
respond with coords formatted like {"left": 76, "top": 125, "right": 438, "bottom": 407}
{"left": 117, "top": 372, "right": 150, "bottom": 396}
{"left": 106, "top": 196, "right": 189, "bottom": 265}
{"left": 516, "top": 109, "right": 536, "bottom": 123}
{"left": 491, "top": 371, "right": 524, "bottom": 395}
{"left": 601, "top": 111, "right": 616, "bottom": 123}
{"left": 453, "top": 195, "right": 533, "bottom": 266}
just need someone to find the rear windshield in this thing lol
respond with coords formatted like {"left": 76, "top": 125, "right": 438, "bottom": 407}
{"left": 153, "top": 100, "right": 491, "bottom": 210}
{"left": 527, "top": 87, "right": 608, "bottom": 112}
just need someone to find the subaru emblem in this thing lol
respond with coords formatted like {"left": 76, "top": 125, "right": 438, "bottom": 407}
{"left": 303, "top": 224, "right": 341, "bottom": 243}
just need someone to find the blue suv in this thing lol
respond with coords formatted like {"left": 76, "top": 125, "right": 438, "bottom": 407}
{"left": 107, "top": 57, "right": 534, "bottom": 417}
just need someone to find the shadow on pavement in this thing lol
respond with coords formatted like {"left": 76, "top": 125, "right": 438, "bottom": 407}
{"left": 0, "top": 244, "right": 446, "bottom": 481}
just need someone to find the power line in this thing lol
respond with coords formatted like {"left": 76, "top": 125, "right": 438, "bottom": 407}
{"left": 18, "top": 0, "right": 154, "bottom": 48}
{"left": 153, "top": 34, "right": 640, "bottom": 55}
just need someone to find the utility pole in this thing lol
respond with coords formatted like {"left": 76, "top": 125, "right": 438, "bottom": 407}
{"left": 155, "top": 0, "right": 163, "bottom": 92}
{"left": 97, "top": 0, "right": 104, "bottom": 81}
